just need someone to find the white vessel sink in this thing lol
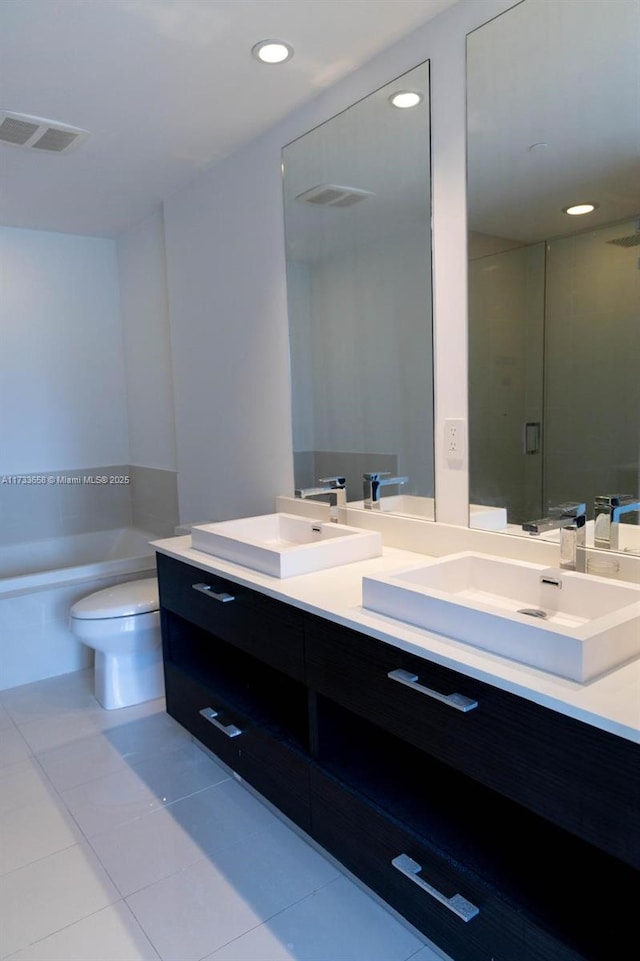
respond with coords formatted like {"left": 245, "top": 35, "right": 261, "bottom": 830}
{"left": 362, "top": 551, "right": 640, "bottom": 682}
{"left": 191, "top": 513, "right": 382, "bottom": 578}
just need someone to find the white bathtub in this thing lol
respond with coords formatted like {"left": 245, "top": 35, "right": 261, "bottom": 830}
{"left": 0, "top": 528, "right": 157, "bottom": 691}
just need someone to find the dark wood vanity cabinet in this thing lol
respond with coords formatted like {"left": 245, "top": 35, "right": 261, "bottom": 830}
{"left": 157, "top": 552, "right": 639, "bottom": 961}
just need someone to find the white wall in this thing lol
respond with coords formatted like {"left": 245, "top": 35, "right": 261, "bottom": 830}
{"left": 304, "top": 227, "right": 434, "bottom": 494}
{"left": 163, "top": 0, "right": 516, "bottom": 526}
{"left": 163, "top": 129, "right": 295, "bottom": 523}
{"left": 0, "top": 226, "right": 128, "bottom": 474}
{"left": 117, "top": 209, "right": 176, "bottom": 471}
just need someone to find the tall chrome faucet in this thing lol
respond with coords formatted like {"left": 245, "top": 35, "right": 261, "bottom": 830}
{"left": 594, "top": 494, "right": 640, "bottom": 550}
{"left": 295, "top": 476, "right": 346, "bottom": 521}
{"left": 522, "top": 502, "right": 587, "bottom": 571}
{"left": 363, "top": 472, "right": 408, "bottom": 510}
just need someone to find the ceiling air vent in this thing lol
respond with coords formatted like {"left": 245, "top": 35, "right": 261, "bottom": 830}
{"left": 0, "top": 111, "right": 89, "bottom": 153}
{"left": 295, "top": 184, "right": 373, "bottom": 208}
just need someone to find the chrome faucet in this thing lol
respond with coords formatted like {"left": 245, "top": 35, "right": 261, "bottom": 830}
{"left": 522, "top": 502, "right": 587, "bottom": 571}
{"left": 295, "top": 476, "right": 346, "bottom": 521}
{"left": 594, "top": 494, "right": 640, "bottom": 550}
{"left": 363, "top": 472, "right": 408, "bottom": 510}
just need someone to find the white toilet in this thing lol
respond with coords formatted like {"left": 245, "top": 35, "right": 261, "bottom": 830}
{"left": 70, "top": 578, "right": 164, "bottom": 710}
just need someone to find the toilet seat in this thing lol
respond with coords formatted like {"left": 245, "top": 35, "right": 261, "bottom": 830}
{"left": 71, "top": 578, "right": 159, "bottom": 620}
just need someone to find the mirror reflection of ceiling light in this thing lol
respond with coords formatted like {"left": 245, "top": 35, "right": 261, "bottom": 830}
{"left": 563, "top": 202, "right": 599, "bottom": 216}
{"left": 252, "top": 40, "right": 293, "bottom": 64}
{"left": 388, "top": 91, "right": 423, "bottom": 109}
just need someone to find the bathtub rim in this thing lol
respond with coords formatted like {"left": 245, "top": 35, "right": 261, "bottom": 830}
{"left": 0, "top": 529, "right": 157, "bottom": 599}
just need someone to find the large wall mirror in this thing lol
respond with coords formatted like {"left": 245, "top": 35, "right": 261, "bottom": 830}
{"left": 283, "top": 62, "right": 435, "bottom": 514}
{"left": 467, "top": 0, "right": 639, "bottom": 552}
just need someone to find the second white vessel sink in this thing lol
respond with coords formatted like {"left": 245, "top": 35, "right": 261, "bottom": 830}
{"left": 363, "top": 551, "right": 640, "bottom": 681}
{"left": 191, "top": 512, "right": 382, "bottom": 578}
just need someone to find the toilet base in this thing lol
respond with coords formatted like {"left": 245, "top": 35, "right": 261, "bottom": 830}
{"left": 94, "top": 646, "right": 165, "bottom": 710}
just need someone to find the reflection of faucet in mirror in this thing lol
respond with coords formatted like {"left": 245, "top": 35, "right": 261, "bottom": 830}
{"left": 594, "top": 495, "right": 640, "bottom": 551}
{"left": 521, "top": 502, "right": 587, "bottom": 572}
{"left": 363, "top": 472, "right": 408, "bottom": 510}
{"left": 295, "top": 476, "right": 346, "bottom": 521}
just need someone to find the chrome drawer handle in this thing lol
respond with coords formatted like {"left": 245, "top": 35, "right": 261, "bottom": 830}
{"left": 199, "top": 707, "right": 242, "bottom": 738}
{"left": 387, "top": 668, "right": 478, "bottom": 712}
{"left": 192, "top": 582, "right": 235, "bottom": 603}
{"left": 392, "top": 854, "right": 479, "bottom": 922}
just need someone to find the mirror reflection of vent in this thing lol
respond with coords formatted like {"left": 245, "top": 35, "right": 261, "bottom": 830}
{"left": 607, "top": 218, "right": 640, "bottom": 247}
{"left": 0, "top": 111, "right": 89, "bottom": 153}
{"left": 296, "top": 184, "right": 374, "bottom": 208}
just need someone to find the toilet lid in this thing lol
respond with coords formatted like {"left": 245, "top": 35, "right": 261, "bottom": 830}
{"left": 71, "top": 578, "right": 159, "bottom": 619}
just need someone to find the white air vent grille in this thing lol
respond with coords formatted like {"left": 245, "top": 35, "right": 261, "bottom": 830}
{"left": 296, "top": 184, "right": 373, "bottom": 208}
{"left": 0, "top": 111, "right": 89, "bottom": 153}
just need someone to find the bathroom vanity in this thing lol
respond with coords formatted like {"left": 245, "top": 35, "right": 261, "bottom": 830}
{"left": 154, "top": 538, "right": 639, "bottom": 961}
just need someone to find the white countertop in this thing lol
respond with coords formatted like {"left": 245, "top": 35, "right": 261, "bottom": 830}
{"left": 153, "top": 535, "right": 640, "bottom": 745}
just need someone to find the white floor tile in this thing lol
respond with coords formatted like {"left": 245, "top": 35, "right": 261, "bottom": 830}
{"left": 96, "top": 696, "right": 167, "bottom": 732}
{"left": 101, "top": 708, "right": 191, "bottom": 760}
{"left": 89, "top": 778, "right": 280, "bottom": 897}
{"left": 17, "top": 709, "right": 113, "bottom": 755}
{"left": 0, "top": 795, "right": 83, "bottom": 875}
{"left": 0, "top": 758, "right": 57, "bottom": 817}
{"left": 204, "top": 875, "right": 426, "bottom": 961}
{"left": 6, "top": 902, "right": 160, "bottom": 961}
{"left": 60, "top": 741, "right": 230, "bottom": 837}
{"left": 36, "top": 731, "right": 134, "bottom": 791}
{"left": 0, "top": 702, "right": 15, "bottom": 730}
{"left": 126, "top": 819, "right": 341, "bottom": 961}
{"left": 0, "top": 842, "right": 120, "bottom": 958}
{"left": 0, "top": 726, "right": 32, "bottom": 770}
{"left": 1, "top": 671, "right": 97, "bottom": 725}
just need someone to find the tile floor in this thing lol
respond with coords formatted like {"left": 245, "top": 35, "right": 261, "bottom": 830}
{"left": 0, "top": 669, "right": 451, "bottom": 961}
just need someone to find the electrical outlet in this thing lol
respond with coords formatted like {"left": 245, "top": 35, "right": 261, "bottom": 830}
{"left": 444, "top": 418, "right": 467, "bottom": 468}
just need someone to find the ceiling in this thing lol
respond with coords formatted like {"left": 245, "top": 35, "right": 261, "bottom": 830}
{"left": 466, "top": 0, "right": 640, "bottom": 244}
{"left": 0, "top": 0, "right": 458, "bottom": 238}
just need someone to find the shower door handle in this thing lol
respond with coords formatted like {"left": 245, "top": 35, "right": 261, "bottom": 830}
{"left": 523, "top": 422, "right": 541, "bottom": 454}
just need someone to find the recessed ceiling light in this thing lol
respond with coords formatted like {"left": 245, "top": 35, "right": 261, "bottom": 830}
{"left": 252, "top": 40, "right": 293, "bottom": 64}
{"left": 388, "top": 91, "right": 423, "bottom": 109}
{"left": 563, "top": 202, "right": 599, "bottom": 216}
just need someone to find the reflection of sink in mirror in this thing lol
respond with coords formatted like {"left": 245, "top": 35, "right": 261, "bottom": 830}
{"left": 347, "top": 495, "right": 435, "bottom": 520}
{"left": 509, "top": 519, "right": 640, "bottom": 554}
{"left": 345, "top": 496, "right": 506, "bottom": 530}
{"left": 469, "top": 504, "right": 508, "bottom": 531}
{"left": 191, "top": 513, "right": 382, "bottom": 578}
{"left": 363, "top": 551, "right": 640, "bottom": 682}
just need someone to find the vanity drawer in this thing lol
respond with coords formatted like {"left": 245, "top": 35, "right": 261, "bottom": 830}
{"left": 164, "top": 662, "right": 246, "bottom": 770}
{"left": 157, "top": 553, "right": 305, "bottom": 680}
{"left": 165, "top": 663, "right": 310, "bottom": 829}
{"left": 309, "top": 767, "right": 524, "bottom": 961}
{"left": 305, "top": 615, "right": 640, "bottom": 868}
